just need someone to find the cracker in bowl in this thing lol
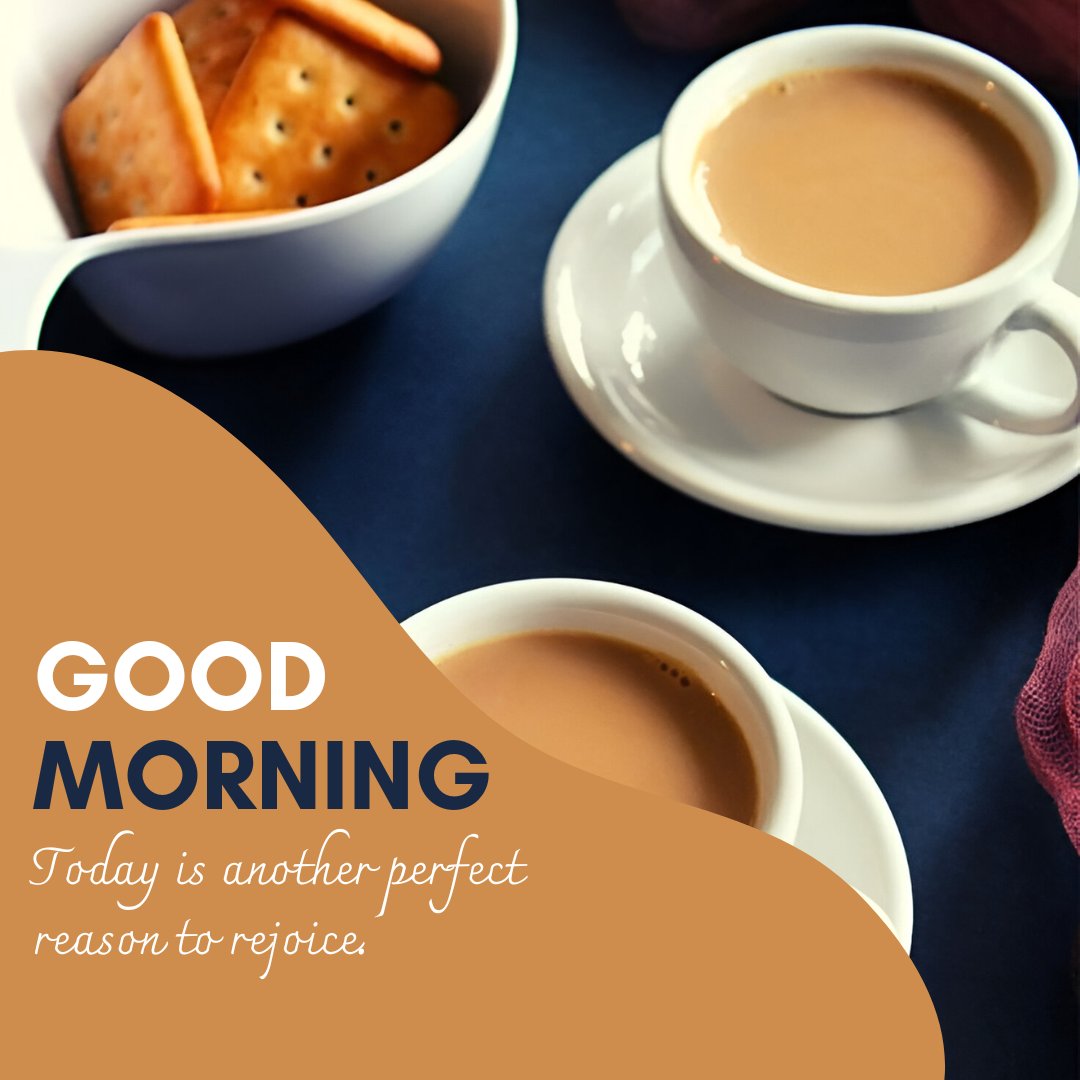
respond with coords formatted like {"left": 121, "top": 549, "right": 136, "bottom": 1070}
{"left": 211, "top": 13, "right": 458, "bottom": 211}
{"left": 61, "top": 12, "right": 221, "bottom": 232}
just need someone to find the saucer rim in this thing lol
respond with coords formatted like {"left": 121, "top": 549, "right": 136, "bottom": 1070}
{"left": 780, "top": 684, "right": 914, "bottom": 953}
{"left": 542, "top": 137, "right": 1080, "bottom": 536}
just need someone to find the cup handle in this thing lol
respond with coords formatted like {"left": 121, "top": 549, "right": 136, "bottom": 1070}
{"left": 953, "top": 281, "right": 1080, "bottom": 436}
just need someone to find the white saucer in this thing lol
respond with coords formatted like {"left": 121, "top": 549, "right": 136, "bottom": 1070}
{"left": 783, "top": 685, "right": 913, "bottom": 952}
{"left": 543, "top": 138, "right": 1080, "bottom": 534}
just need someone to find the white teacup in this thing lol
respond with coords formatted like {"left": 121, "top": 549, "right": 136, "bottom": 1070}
{"left": 659, "top": 25, "right": 1080, "bottom": 428}
{"left": 402, "top": 578, "right": 804, "bottom": 842}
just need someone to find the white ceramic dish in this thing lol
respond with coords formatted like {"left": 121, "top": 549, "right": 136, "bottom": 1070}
{"left": 0, "top": 0, "right": 517, "bottom": 356}
{"left": 402, "top": 578, "right": 804, "bottom": 843}
{"left": 784, "top": 685, "right": 913, "bottom": 953}
{"left": 402, "top": 579, "right": 912, "bottom": 949}
{"left": 543, "top": 138, "right": 1080, "bottom": 534}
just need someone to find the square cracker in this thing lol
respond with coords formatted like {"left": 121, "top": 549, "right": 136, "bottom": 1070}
{"left": 174, "top": 0, "right": 442, "bottom": 123}
{"left": 211, "top": 14, "right": 457, "bottom": 212}
{"left": 77, "top": 0, "right": 441, "bottom": 113}
{"left": 75, "top": 57, "right": 106, "bottom": 93}
{"left": 173, "top": 0, "right": 275, "bottom": 122}
{"left": 108, "top": 209, "right": 289, "bottom": 230}
{"left": 76, "top": 1, "right": 274, "bottom": 121}
{"left": 286, "top": 0, "right": 441, "bottom": 74}
{"left": 62, "top": 13, "right": 221, "bottom": 233}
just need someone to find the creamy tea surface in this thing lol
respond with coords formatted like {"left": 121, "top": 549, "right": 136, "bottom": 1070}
{"left": 695, "top": 67, "right": 1039, "bottom": 295}
{"left": 438, "top": 630, "right": 759, "bottom": 824}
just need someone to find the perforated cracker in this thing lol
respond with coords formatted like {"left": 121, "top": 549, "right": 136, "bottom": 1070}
{"left": 287, "top": 0, "right": 441, "bottom": 74}
{"left": 75, "top": 56, "right": 106, "bottom": 93}
{"left": 175, "top": 0, "right": 442, "bottom": 123}
{"left": 62, "top": 13, "right": 222, "bottom": 233}
{"left": 76, "top": 0, "right": 441, "bottom": 117}
{"left": 76, "top": 1, "right": 273, "bottom": 121}
{"left": 211, "top": 13, "right": 457, "bottom": 212}
{"left": 108, "top": 209, "right": 289, "bottom": 230}
{"left": 173, "top": 0, "right": 275, "bottom": 122}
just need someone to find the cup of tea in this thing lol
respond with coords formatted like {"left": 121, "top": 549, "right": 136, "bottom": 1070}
{"left": 658, "top": 25, "right": 1080, "bottom": 426}
{"left": 402, "top": 578, "right": 804, "bottom": 841}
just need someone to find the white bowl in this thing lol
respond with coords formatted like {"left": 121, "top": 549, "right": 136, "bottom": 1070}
{"left": 0, "top": 0, "right": 517, "bottom": 355}
{"left": 402, "top": 578, "right": 804, "bottom": 842}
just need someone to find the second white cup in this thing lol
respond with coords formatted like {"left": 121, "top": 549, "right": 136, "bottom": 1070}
{"left": 402, "top": 578, "right": 804, "bottom": 842}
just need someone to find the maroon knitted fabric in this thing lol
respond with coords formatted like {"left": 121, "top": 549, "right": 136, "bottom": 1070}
{"left": 1016, "top": 563, "right": 1080, "bottom": 854}
{"left": 613, "top": 0, "right": 804, "bottom": 52}
{"left": 615, "top": 1, "right": 1078, "bottom": 94}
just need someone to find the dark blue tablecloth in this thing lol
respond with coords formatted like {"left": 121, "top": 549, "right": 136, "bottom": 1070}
{"left": 41, "top": 1, "right": 1078, "bottom": 1075}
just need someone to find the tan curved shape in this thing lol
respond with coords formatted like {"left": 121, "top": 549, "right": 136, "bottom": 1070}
{"left": 0, "top": 351, "right": 944, "bottom": 1076}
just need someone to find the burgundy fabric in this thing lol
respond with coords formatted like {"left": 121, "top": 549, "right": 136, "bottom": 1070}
{"left": 613, "top": 0, "right": 805, "bottom": 52}
{"left": 1016, "top": 562, "right": 1080, "bottom": 853}
{"left": 615, "top": 1, "right": 1079, "bottom": 95}
{"left": 913, "top": 0, "right": 1079, "bottom": 97}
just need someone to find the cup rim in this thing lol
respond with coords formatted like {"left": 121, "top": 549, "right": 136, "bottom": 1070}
{"left": 401, "top": 577, "right": 804, "bottom": 842}
{"left": 659, "top": 24, "right": 1079, "bottom": 314}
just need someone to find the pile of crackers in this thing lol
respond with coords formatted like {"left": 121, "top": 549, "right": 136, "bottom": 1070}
{"left": 62, "top": 0, "right": 458, "bottom": 233}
